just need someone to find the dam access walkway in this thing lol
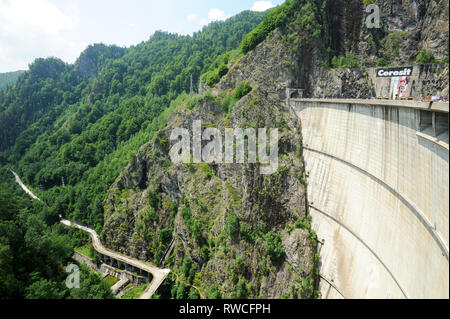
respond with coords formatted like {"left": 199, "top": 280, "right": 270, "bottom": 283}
{"left": 11, "top": 170, "right": 170, "bottom": 299}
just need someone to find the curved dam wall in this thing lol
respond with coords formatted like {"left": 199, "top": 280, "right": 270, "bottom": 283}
{"left": 289, "top": 98, "right": 449, "bottom": 299}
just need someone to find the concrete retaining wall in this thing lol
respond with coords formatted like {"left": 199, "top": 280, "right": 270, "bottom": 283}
{"left": 72, "top": 252, "right": 147, "bottom": 284}
{"left": 99, "top": 264, "right": 147, "bottom": 284}
{"left": 290, "top": 99, "right": 449, "bottom": 298}
{"left": 72, "top": 252, "right": 97, "bottom": 271}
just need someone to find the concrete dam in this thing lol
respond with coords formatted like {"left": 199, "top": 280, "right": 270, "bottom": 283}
{"left": 289, "top": 98, "right": 449, "bottom": 299}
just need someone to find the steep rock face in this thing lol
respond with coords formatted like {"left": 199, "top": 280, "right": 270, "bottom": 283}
{"left": 303, "top": 0, "right": 449, "bottom": 98}
{"left": 414, "top": 63, "right": 450, "bottom": 97}
{"left": 310, "top": 67, "right": 376, "bottom": 98}
{"left": 325, "top": 0, "right": 364, "bottom": 55}
{"left": 216, "top": 30, "right": 300, "bottom": 99}
{"left": 325, "top": 0, "right": 449, "bottom": 65}
{"left": 102, "top": 29, "right": 317, "bottom": 299}
{"left": 418, "top": 0, "right": 449, "bottom": 59}
{"left": 375, "top": 0, "right": 448, "bottom": 60}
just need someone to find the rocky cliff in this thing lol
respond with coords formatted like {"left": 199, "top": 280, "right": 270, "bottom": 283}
{"left": 307, "top": 0, "right": 449, "bottom": 98}
{"left": 102, "top": 28, "right": 318, "bottom": 299}
{"left": 322, "top": 0, "right": 449, "bottom": 64}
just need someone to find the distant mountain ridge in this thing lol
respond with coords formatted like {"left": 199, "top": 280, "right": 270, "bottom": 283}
{"left": 0, "top": 70, "right": 26, "bottom": 91}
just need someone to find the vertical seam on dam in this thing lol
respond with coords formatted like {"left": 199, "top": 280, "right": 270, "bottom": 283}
{"left": 304, "top": 147, "right": 449, "bottom": 262}
{"left": 309, "top": 205, "right": 409, "bottom": 299}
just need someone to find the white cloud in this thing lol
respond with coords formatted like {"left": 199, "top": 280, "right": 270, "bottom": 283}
{"left": 187, "top": 13, "right": 198, "bottom": 22}
{"left": 207, "top": 8, "right": 227, "bottom": 21}
{"left": 0, "top": 0, "right": 83, "bottom": 72}
{"left": 190, "top": 8, "right": 228, "bottom": 28}
{"left": 250, "top": 1, "right": 275, "bottom": 12}
{"left": 198, "top": 18, "right": 208, "bottom": 26}
{"left": 0, "top": 0, "right": 76, "bottom": 35}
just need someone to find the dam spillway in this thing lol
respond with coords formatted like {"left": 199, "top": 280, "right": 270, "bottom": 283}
{"left": 289, "top": 98, "right": 449, "bottom": 299}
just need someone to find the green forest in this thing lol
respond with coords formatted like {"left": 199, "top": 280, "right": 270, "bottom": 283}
{"left": 0, "top": 0, "right": 332, "bottom": 299}
{"left": 0, "top": 9, "right": 268, "bottom": 298}
{"left": 0, "top": 70, "right": 25, "bottom": 91}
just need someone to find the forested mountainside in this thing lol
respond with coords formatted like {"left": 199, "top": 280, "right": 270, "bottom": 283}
{"left": 0, "top": 9, "right": 266, "bottom": 298}
{"left": 0, "top": 9, "right": 266, "bottom": 225}
{"left": 0, "top": 71, "right": 26, "bottom": 91}
{"left": 0, "top": 0, "right": 448, "bottom": 299}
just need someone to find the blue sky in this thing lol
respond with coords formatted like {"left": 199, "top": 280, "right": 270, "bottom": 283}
{"left": 0, "top": 0, "right": 285, "bottom": 72}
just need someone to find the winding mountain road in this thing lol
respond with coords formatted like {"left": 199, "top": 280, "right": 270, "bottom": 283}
{"left": 11, "top": 170, "right": 170, "bottom": 299}
{"left": 60, "top": 219, "right": 170, "bottom": 299}
{"left": 11, "top": 170, "right": 41, "bottom": 201}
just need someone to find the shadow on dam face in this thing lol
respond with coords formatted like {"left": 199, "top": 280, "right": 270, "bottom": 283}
{"left": 290, "top": 99, "right": 449, "bottom": 299}
{"left": 417, "top": 134, "right": 449, "bottom": 163}
{"left": 309, "top": 204, "right": 407, "bottom": 298}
